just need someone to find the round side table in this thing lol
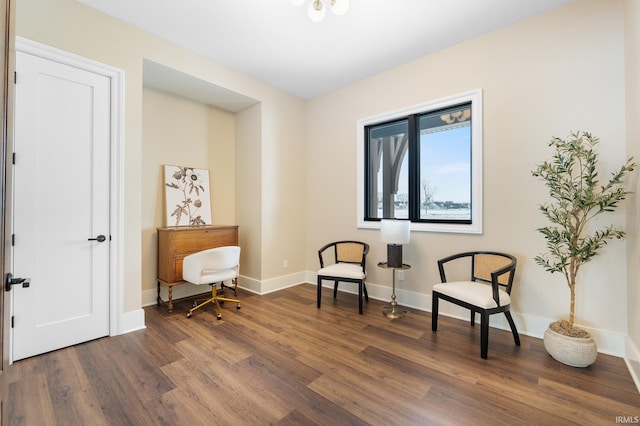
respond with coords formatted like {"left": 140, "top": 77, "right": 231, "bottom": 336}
{"left": 377, "top": 262, "right": 410, "bottom": 318}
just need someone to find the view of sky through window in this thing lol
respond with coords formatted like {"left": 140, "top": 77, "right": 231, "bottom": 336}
{"left": 420, "top": 126, "right": 471, "bottom": 203}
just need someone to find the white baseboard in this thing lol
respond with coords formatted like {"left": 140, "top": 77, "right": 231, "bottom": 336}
{"left": 120, "top": 308, "right": 146, "bottom": 334}
{"left": 507, "top": 312, "right": 627, "bottom": 357}
{"left": 625, "top": 337, "right": 640, "bottom": 394}
{"left": 251, "top": 271, "right": 307, "bottom": 295}
{"left": 142, "top": 281, "right": 210, "bottom": 307}
{"left": 141, "top": 272, "right": 307, "bottom": 308}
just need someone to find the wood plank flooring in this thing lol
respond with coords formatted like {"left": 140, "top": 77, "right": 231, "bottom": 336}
{"left": 6, "top": 283, "right": 640, "bottom": 425}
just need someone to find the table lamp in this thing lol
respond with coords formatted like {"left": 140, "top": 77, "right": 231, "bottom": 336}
{"left": 380, "top": 219, "right": 410, "bottom": 268}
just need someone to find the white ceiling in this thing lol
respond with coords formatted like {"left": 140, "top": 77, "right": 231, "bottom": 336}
{"left": 78, "top": 0, "right": 574, "bottom": 101}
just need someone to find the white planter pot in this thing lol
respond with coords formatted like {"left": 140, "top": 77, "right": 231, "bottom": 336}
{"left": 544, "top": 327, "right": 597, "bottom": 367}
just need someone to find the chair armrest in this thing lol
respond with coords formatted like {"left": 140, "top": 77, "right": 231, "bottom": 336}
{"left": 360, "top": 244, "right": 370, "bottom": 270}
{"left": 490, "top": 259, "right": 517, "bottom": 304}
{"left": 490, "top": 262, "right": 516, "bottom": 283}
{"left": 437, "top": 252, "right": 474, "bottom": 282}
{"left": 317, "top": 242, "right": 334, "bottom": 269}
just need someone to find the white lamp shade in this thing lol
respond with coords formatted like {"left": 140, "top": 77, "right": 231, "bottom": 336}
{"left": 308, "top": 0, "right": 326, "bottom": 22}
{"left": 330, "top": 0, "right": 349, "bottom": 15}
{"left": 380, "top": 219, "right": 410, "bottom": 245}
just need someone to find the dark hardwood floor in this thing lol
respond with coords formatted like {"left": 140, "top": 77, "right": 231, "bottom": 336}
{"left": 6, "top": 283, "right": 640, "bottom": 425}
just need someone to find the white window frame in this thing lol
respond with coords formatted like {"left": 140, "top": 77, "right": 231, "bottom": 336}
{"left": 356, "top": 89, "right": 483, "bottom": 234}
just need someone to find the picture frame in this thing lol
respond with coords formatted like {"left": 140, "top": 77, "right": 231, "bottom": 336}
{"left": 163, "top": 165, "right": 212, "bottom": 227}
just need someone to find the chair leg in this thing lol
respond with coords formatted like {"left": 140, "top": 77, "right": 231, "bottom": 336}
{"left": 358, "top": 281, "right": 363, "bottom": 315}
{"left": 504, "top": 311, "right": 521, "bottom": 346}
{"left": 225, "top": 277, "right": 238, "bottom": 296}
{"left": 480, "top": 311, "right": 489, "bottom": 359}
{"left": 187, "top": 297, "right": 213, "bottom": 318}
{"left": 363, "top": 282, "right": 369, "bottom": 301}
{"left": 187, "top": 286, "right": 217, "bottom": 318}
{"left": 317, "top": 277, "right": 322, "bottom": 309}
{"left": 212, "top": 297, "right": 223, "bottom": 320}
{"left": 333, "top": 281, "right": 338, "bottom": 298}
{"left": 215, "top": 295, "right": 241, "bottom": 320}
{"left": 187, "top": 285, "right": 240, "bottom": 320}
{"left": 431, "top": 294, "right": 439, "bottom": 332}
{"left": 470, "top": 311, "right": 475, "bottom": 327}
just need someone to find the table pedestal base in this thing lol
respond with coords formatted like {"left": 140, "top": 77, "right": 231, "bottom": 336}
{"left": 377, "top": 262, "right": 411, "bottom": 319}
{"left": 383, "top": 304, "right": 409, "bottom": 319}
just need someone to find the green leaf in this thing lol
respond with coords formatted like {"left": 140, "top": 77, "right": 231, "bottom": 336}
{"left": 531, "top": 131, "right": 636, "bottom": 309}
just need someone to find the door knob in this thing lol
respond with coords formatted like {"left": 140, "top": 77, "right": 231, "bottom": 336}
{"left": 6, "top": 273, "right": 30, "bottom": 292}
{"left": 88, "top": 235, "right": 107, "bottom": 242}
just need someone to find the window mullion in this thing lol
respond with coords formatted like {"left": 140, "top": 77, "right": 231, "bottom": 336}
{"left": 407, "top": 115, "right": 419, "bottom": 221}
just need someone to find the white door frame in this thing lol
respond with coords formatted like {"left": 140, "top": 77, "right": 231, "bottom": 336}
{"left": 14, "top": 37, "right": 125, "bottom": 341}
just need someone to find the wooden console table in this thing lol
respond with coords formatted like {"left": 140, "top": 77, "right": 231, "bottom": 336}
{"left": 157, "top": 225, "right": 238, "bottom": 312}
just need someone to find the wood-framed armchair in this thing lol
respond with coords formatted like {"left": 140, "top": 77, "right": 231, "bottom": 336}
{"left": 431, "top": 251, "right": 520, "bottom": 359}
{"left": 317, "top": 241, "right": 369, "bottom": 314}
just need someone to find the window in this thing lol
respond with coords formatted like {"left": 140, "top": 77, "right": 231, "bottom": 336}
{"left": 357, "top": 90, "right": 482, "bottom": 234}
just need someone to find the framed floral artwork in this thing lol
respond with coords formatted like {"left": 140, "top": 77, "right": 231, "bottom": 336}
{"left": 164, "top": 165, "right": 212, "bottom": 226}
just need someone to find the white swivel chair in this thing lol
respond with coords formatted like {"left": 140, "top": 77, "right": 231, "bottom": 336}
{"left": 183, "top": 245, "right": 241, "bottom": 320}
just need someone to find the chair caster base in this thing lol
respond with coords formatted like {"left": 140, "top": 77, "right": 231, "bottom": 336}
{"left": 236, "top": 304, "right": 241, "bottom": 310}
{"left": 216, "top": 314, "right": 222, "bottom": 320}
{"left": 186, "top": 313, "right": 192, "bottom": 318}
{"left": 221, "top": 283, "right": 238, "bottom": 297}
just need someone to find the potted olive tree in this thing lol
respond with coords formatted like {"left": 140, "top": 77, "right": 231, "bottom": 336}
{"left": 531, "top": 131, "right": 636, "bottom": 367}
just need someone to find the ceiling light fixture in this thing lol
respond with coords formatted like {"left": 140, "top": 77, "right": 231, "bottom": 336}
{"left": 291, "top": 0, "right": 350, "bottom": 22}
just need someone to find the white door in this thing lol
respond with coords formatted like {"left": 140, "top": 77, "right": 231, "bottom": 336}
{"left": 11, "top": 50, "right": 111, "bottom": 361}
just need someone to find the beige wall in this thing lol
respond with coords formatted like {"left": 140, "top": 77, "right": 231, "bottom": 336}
{"left": 16, "top": 0, "right": 306, "bottom": 314}
{"left": 305, "top": 0, "right": 630, "bottom": 346}
{"left": 625, "top": 0, "right": 640, "bottom": 382}
{"left": 141, "top": 88, "right": 236, "bottom": 297}
{"left": 235, "top": 104, "right": 263, "bottom": 281}
{"left": 259, "top": 94, "right": 307, "bottom": 281}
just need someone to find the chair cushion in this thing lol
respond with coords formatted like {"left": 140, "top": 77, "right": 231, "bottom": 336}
{"left": 318, "top": 263, "right": 365, "bottom": 280}
{"left": 194, "top": 268, "right": 237, "bottom": 285}
{"left": 433, "top": 281, "right": 510, "bottom": 309}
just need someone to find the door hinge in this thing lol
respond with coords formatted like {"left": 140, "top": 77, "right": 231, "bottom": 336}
{"left": 11, "top": 234, "right": 14, "bottom": 246}
{"left": 11, "top": 316, "right": 14, "bottom": 328}
{"left": 13, "top": 71, "right": 16, "bottom": 84}
{"left": 12, "top": 152, "right": 15, "bottom": 164}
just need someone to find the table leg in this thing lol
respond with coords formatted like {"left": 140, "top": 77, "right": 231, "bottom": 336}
{"left": 383, "top": 269, "right": 408, "bottom": 319}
